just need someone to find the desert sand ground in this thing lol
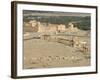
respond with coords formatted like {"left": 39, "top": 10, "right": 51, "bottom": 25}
{"left": 23, "top": 31, "right": 90, "bottom": 69}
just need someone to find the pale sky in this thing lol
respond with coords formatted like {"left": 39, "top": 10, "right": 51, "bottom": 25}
{"left": 23, "top": 10, "right": 90, "bottom": 17}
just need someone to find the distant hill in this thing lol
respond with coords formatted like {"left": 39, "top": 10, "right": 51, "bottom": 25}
{"left": 23, "top": 16, "right": 91, "bottom": 30}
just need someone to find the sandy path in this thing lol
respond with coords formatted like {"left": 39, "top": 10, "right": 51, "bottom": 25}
{"left": 23, "top": 39, "right": 90, "bottom": 69}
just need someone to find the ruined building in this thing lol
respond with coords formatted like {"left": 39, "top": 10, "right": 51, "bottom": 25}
{"left": 24, "top": 20, "right": 78, "bottom": 34}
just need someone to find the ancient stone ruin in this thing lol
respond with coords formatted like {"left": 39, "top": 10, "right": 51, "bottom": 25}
{"left": 24, "top": 20, "right": 89, "bottom": 53}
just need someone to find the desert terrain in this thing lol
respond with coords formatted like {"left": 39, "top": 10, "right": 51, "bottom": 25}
{"left": 23, "top": 21, "right": 91, "bottom": 69}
